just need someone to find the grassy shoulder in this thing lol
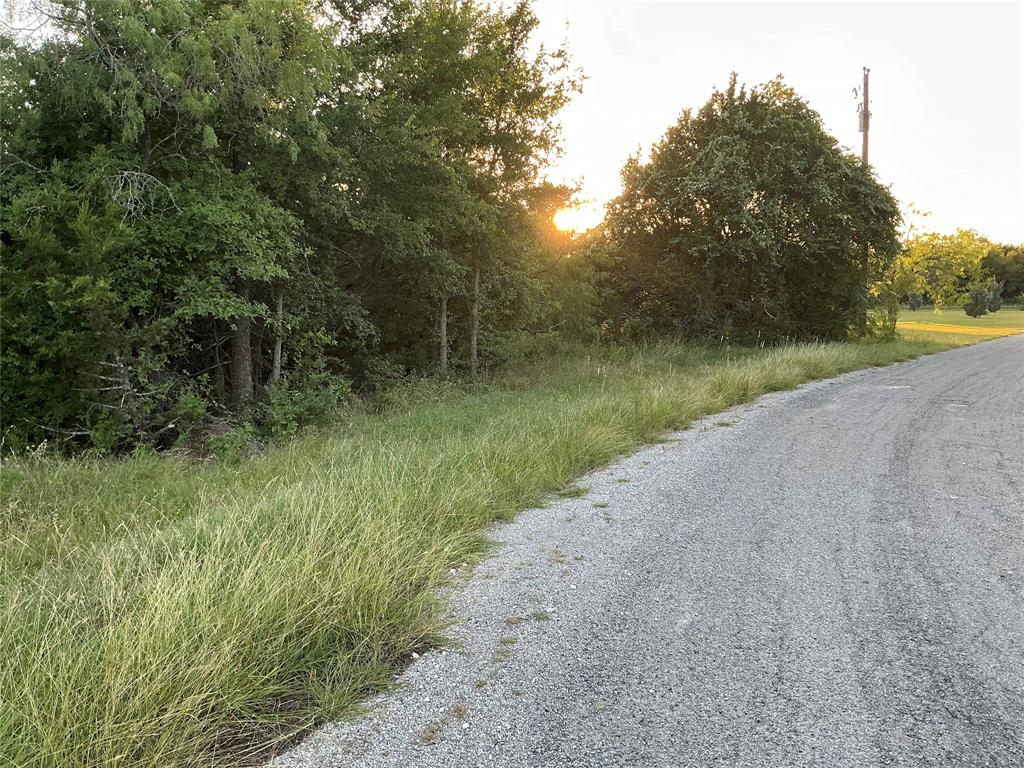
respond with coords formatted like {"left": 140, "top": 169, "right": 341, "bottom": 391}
{"left": 0, "top": 332, "right": 991, "bottom": 766}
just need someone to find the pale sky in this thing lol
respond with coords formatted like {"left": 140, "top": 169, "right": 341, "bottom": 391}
{"left": 535, "top": 1, "right": 1024, "bottom": 242}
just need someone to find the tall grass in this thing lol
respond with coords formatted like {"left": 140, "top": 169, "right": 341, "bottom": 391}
{"left": 0, "top": 337, "right": 957, "bottom": 766}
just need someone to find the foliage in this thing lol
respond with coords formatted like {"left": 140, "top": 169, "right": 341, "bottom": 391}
{"left": 900, "top": 229, "right": 989, "bottom": 308}
{"left": 205, "top": 422, "right": 259, "bottom": 463}
{"left": 1, "top": 0, "right": 578, "bottom": 451}
{"left": 260, "top": 371, "right": 352, "bottom": 440}
{"left": 872, "top": 228, "right": 993, "bottom": 333}
{"left": 981, "top": 243, "right": 1024, "bottom": 300}
{"left": 1, "top": 335, "right": 956, "bottom": 768}
{"left": 904, "top": 292, "right": 924, "bottom": 311}
{"left": 964, "top": 277, "right": 1003, "bottom": 317}
{"left": 596, "top": 75, "right": 901, "bottom": 342}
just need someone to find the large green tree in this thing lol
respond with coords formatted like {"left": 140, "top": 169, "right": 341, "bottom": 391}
{"left": 892, "top": 229, "right": 989, "bottom": 309}
{"left": 1, "top": 0, "right": 579, "bottom": 450}
{"left": 982, "top": 243, "right": 1024, "bottom": 302}
{"left": 341, "top": 0, "right": 578, "bottom": 376}
{"left": 597, "top": 75, "right": 901, "bottom": 342}
{"left": 1, "top": 0, "right": 357, "bottom": 447}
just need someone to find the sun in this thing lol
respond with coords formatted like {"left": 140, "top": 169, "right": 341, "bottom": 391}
{"left": 553, "top": 204, "right": 603, "bottom": 234}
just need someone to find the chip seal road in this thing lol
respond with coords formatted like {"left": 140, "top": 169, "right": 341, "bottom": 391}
{"left": 273, "top": 334, "right": 1024, "bottom": 768}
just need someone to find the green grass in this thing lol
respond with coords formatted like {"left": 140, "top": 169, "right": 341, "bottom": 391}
{"left": 0, "top": 334, "right": 977, "bottom": 766}
{"left": 898, "top": 306, "right": 1024, "bottom": 329}
{"left": 896, "top": 306, "right": 1024, "bottom": 345}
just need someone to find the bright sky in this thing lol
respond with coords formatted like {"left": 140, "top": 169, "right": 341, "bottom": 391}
{"left": 535, "top": 1, "right": 1024, "bottom": 242}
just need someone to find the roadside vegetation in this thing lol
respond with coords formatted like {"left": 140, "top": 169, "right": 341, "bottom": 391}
{"left": 1, "top": 333, "right": 982, "bottom": 767}
{"left": 3, "top": 1, "right": 1023, "bottom": 766}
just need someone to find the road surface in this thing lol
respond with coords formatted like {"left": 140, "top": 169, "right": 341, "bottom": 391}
{"left": 276, "top": 335, "right": 1024, "bottom": 768}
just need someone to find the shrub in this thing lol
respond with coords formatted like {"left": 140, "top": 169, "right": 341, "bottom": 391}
{"left": 259, "top": 372, "right": 352, "bottom": 440}
{"left": 205, "top": 423, "right": 258, "bottom": 463}
{"left": 988, "top": 281, "right": 1004, "bottom": 313}
{"left": 599, "top": 75, "right": 901, "bottom": 342}
{"left": 903, "top": 292, "right": 924, "bottom": 311}
{"left": 964, "top": 278, "right": 1003, "bottom": 317}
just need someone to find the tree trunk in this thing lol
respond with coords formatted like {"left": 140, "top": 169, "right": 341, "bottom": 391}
{"left": 269, "top": 292, "right": 283, "bottom": 386}
{"left": 231, "top": 279, "right": 254, "bottom": 407}
{"left": 213, "top": 331, "right": 226, "bottom": 403}
{"left": 469, "top": 259, "right": 480, "bottom": 377}
{"left": 439, "top": 294, "right": 449, "bottom": 379}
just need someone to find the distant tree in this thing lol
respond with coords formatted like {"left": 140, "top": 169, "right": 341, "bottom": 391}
{"left": 904, "top": 292, "right": 924, "bottom": 310}
{"left": 898, "top": 230, "right": 989, "bottom": 310}
{"left": 597, "top": 75, "right": 900, "bottom": 342}
{"left": 964, "top": 278, "right": 1002, "bottom": 317}
{"left": 981, "top": 244, "right": 1024, "bottom": 301}
{"left": 873, "top": 248, "right": 921, "bottom": 337}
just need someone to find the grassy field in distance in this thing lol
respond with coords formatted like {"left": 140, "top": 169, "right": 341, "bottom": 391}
{"left": 0, "top": 324, "right": 1013, "bottom": 768}
{"left": 897, "top": 306, "right": 1024, "bottom": 342}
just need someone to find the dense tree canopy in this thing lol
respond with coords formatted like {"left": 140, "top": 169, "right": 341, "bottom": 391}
{"left": 2, "top": 8, "right": 947, "bottom": 453}
{"left": 1, "top": 0, "right": 579, "bottom": 450}
{"left": 899, "top": 229, "right": 989, "bottom": 309}
{"left": 595, "top": 75, "right": 901, "bottom": 342}
{"left": 873, "top": 228, "right": 1024, "bottom": 327}
{"left": 982, "top": 243, "right": 1024, "bottom": 302}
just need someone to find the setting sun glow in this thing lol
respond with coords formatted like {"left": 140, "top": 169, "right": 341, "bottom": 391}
{"left": 552, "top": 204, "right": 603, "bottom": 234}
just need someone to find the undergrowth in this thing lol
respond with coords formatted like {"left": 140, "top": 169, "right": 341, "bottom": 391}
{"left": 0, "top": 336, "right": 959, "bottom": 767}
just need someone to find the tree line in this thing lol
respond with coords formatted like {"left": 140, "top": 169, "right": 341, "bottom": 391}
{"left": 2, "top": 0, "right": 586, "bottom": 450}
{"left": 874, "top": 228, "right": 1024, "bottom": 328}
{"left": 2, "top": 1, "right": 921, "bottom": 453}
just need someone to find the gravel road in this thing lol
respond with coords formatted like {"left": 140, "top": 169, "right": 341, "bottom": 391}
{"left": 274, "top": 335, "right": 1024, "bottom": 768}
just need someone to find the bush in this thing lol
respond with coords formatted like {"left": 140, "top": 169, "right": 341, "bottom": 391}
{"left": 598, "top": 75, "right": 901, "bottom": 342}
{"left": 964, "top": 278, "right": 1003, "bottom": 317}
{"left": 205, "top": 423, "right": 259, "bottom": 463}
{"left": 988, "top": 283, "right": 1004, "bottom": 313}
{"left": 964, "top": 287, "right": 989, "bottom": 317}
{"left": 903, "top": 292, "right": 925, "bottom": 311}
{"left": 259, "top": 372, "right": 352, "bottom": 440}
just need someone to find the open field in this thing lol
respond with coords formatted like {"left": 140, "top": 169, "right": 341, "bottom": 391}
{"left": 0, "top": 329, "right": 1001, "bottom": 767}
{"left": 897, "top": 307, "right": 1024, "bottom": 342}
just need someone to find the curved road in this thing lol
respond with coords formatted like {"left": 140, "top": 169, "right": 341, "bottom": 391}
{"left": 277, "top": 335, "right": 1024, "bottom": 768}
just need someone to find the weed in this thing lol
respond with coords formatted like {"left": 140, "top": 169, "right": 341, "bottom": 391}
{"left": 419, "top": 723, "right": 441, "bottom": 745}
{"left": 0, "top": 335, "right": 959, "bottom": 767}
{"left": 554, "top": 484, "right": 588, "bottom": 499}
{"left": 548, "top": 548, "right": 570, "bottom": 565}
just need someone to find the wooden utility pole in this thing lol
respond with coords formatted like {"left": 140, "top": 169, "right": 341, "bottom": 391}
{"left": 859, "top": 66, "right": 870, "bottom": 165}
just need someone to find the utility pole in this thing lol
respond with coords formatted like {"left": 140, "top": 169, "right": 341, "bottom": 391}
{"left": 855, "top": 66, "right": 872, "bottom": 337}
{"left": 858, "top": 66, "right": 870, "bottom": 165}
